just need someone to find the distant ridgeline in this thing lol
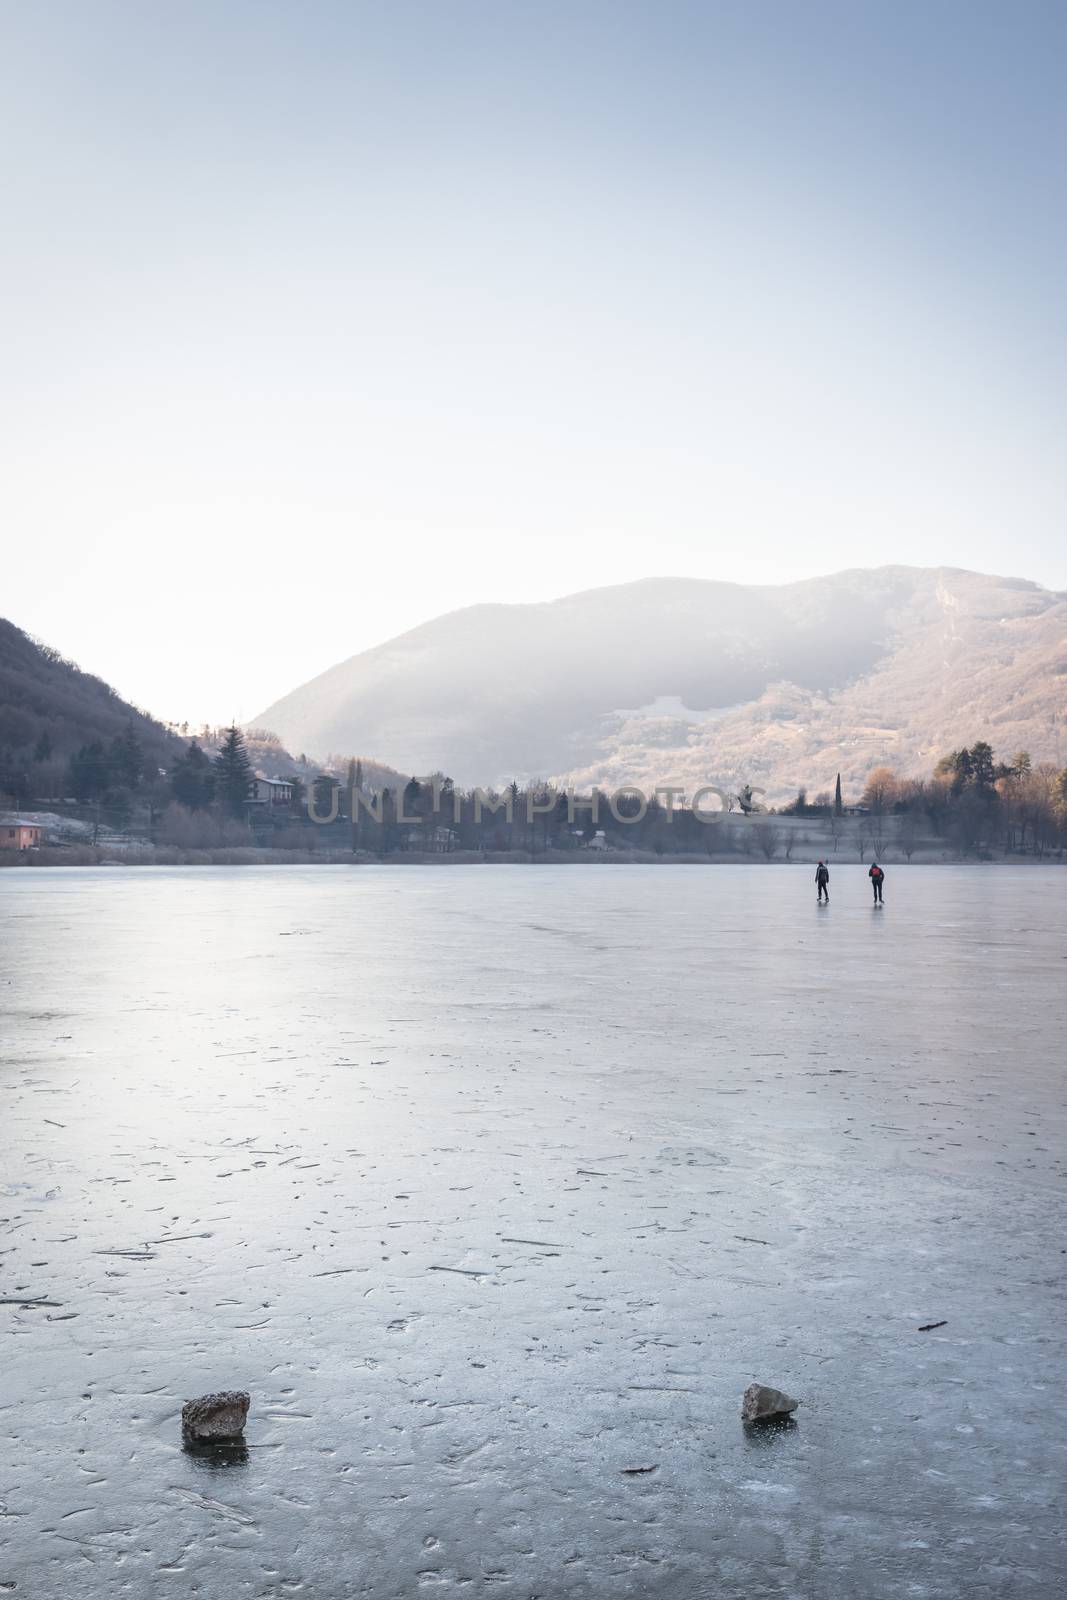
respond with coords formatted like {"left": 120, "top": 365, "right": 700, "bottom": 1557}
{"left": 250, "top": 568, "right": 1067, "bottom": 805}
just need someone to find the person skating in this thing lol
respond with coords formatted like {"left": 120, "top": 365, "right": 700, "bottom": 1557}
{"left": 815, "top": 860, "right": 830, "bottom": 902}
{"left": 869, "top": 861, "right": 885, "bottom": 903}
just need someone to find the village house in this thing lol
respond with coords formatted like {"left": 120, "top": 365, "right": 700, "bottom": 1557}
{"left": 248, "top": 776, "right": 294, "bottom": 807}
{"left": 0, "top": 820, "right": 43, "bottom": 850}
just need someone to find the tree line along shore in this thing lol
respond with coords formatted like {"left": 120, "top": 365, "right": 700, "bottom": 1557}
{"left": 2, "top": 728, "right": 1065, "bottom": 865}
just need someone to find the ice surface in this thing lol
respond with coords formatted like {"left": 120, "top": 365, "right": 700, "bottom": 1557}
{"left": 1, "top": 864, "right": 1064, "bottom": 1598}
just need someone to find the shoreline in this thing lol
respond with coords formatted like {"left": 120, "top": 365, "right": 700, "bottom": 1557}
{"left": 2, "top": 846, "right": 1063, "bottom": 869}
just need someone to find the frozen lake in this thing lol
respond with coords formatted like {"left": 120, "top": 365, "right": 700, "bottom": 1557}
{"left": 2, "top": 864, "right": 1065, "bottom": 1598}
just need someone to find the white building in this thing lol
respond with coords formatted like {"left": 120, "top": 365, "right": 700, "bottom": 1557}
{"left": 248, "top": 776, "right": 294, "bottom": 806}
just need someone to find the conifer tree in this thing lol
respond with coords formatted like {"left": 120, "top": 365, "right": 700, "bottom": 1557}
{"left": 969, "top": 741, "right": 995, "bottom": 790}
{"left": 214, "top": 726, "right": 252, "bottom": 817}
{"left": 171, "top": 739, "right": 215, "bottom": 810}
{"left": 69, "top": 741, "right": 110, "bottom": 801}
{"left": 109, "top": 724, "right": 145, "bottom": 790}
{"left": 834, "top": 773, "right": 843, "bottom": 816}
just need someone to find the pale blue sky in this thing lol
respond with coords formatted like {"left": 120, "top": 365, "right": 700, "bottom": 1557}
{"left": 2, "top": 1, "right": 1065, "bottom": 724}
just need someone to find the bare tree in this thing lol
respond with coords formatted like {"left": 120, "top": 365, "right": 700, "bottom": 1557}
{"left": 757, "top": 823, "right": 780, "bottom": 861}
{"left": 899, "top": 814, "right": 918, "bottom": 861}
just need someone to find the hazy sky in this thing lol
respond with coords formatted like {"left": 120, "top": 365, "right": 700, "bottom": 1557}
{"left": 3, "top": 0, "right": 1065, "bottom": 727}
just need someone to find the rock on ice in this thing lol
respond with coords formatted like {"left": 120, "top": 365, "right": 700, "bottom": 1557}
{"left": 741, "top": 1383, "right": 799, "bottom": 1421}
{"left": 181, "top": 1390, "right": 250, "bottom": 1439}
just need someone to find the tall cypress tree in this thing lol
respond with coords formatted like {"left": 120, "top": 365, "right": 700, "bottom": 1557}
{"left": 833, "top": 773, "right": 843, "bottom": 816}
{"left": 214, "top": 726, "right": 252, "bottom": 818}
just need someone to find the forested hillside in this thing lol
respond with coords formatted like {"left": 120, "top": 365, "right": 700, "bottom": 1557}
{"left": 0, "top": 618, "right": 178, "bottom": 799}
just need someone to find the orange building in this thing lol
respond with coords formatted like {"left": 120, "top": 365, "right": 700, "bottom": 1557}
{"left": 0, "top": 821, "right": 42, "bottom": 850}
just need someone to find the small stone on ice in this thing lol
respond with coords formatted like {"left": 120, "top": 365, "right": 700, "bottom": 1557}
{"left": 741, "top": 1383, "right": 799, "bottom": 1421}
{"left": 181, "top": 1390, "right": 250, "bottom": 1440}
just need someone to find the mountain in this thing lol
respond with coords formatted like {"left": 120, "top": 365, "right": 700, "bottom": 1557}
{"left": 0, "top": 618, "right": 178, "bottom": 773}
{"left": 252, "top": 567, "right": 1067, "bottom": 803}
